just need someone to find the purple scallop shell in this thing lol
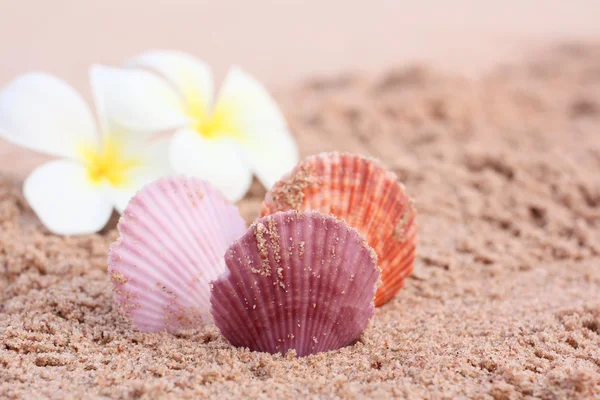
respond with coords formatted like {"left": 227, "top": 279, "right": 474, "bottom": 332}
{"left": 210, "top": 210, "right": 380, "bottom": 357}
{"left": 108, "top": 176, "right": 246, "bottom": 332}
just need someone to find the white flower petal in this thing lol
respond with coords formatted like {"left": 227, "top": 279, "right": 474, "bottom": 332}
{"left": 0, "top": 73, "right": 98, "bottom": 160}
{"left": 169, "top": 128, "right": 252, "bottom": 202}
{"left": 216, "top": 67, "right": 287, "bottom": 129}
{"left": 90, "top": 65, "right": 190, "bottom": 132}
{"left": 139, "top": 134, "right": 174, "bottom": 171}
{"left": 111, "top": 136, "right": 174, "bottom": 213}
{"left": 242, "top": 128, "right": 299, "bottom": 188}
{"left": 24, "top": 160, "right": 113, "bottom": 235}
{"left": 129, "top": 51, "right": 213, "bottom": 120}
{"left": 215, "top": 67, "right": 298, "bottom": 188}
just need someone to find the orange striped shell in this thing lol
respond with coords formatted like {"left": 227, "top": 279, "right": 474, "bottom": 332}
{"left": 260, "top": 152, "right": 417, "bottom": 306}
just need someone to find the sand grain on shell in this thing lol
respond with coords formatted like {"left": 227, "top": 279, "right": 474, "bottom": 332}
{"left": 2, "top": 44, "right": 600, "bottom": 398}
{"left": 266, "top": 164, "right": 319, "bottom": 212}
{"left": 109, "top": 270, "right": 128, "bottom": 285}
{"left": 252, "top": 222, "right": 272, "bottom": 277}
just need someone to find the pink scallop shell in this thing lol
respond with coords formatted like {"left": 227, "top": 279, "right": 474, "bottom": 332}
{"left": 210, "top": 210, "right": 380, "bottom": 357}
{"left": 108, "top": 176, "right": 246, "bottom": 332}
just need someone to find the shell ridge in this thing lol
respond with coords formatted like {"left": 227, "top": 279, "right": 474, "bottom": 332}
{"left": 336, "top": 227, "right": 374, "bottom": 344}
{"left": 275, "top": 214, "right": 296, "bottom": 354}
{"left": 383, "top": 215, "right": 417, "bottom": 273}
{"left": 201, "top": 178, "right": 246, "bottom": 256}
{"left": 262, "top": 215, "right": 290, "bottom": 354}
{"left": 144, "top": 182, "right": 209, "bottom": 278}
{"left": 212, "top": 248, "right": 259, "bottom": 349}
{"left": 113, "top": 240, "right": 189, "bottom": 312}
{"left": 315, "top": 154, "right": 331, "bottom": 212}
{"left": 288, "top": 212, "right": 305, "bottom": 354}
{"left": 184, "top": 192, "right": 232, "bottom": 301}
{"left": 163, "top": 179, "right": 226, "bottom": 284}
{"left": 230, "top": 233, "right": 276, "bottom": 352}
{"left": 339, "top": 154, "right": 354, "bottom": 223}
{"left": 169, "top": 178, "right": 221, "bottom": 274}
{"left": 212, "top": 252, "right": 259, "bottom": 349}
{"left": 339, "top": 252, "right": 378, "bottom": 348}
{"left": 312, "top": 218, "right": 348, "bottom": 353}
{"left": 215, "top": 225, "right": 277, "bottom": 352}
{"left": 310, "top": 215, "right": 347, "bottom": 354}
{"left": 295, "top": 211, "right": 313, "bottom": 354}
{"left": 137, "top": 183, "right": 211, "bottom": 310}
{"left": 345, "top": 154, "right": 363, "bottom": 226}
{"left": 379, "top": 214, "right": 417, "bottom": 302}
{"left": 380, "top": 226, "right": 417, "bottom": 301}
{"left": 111, "top": 205, "right": 206, "bottom": 325}
{"left": 350, "top": 249, "right": 380, "bottom": 310}
{"left": 306, "top": 212, "right": 352, "bottom": 355}
{"left": 210, "top": 281, "right": 246, "bottom": 347}
{"left": 117, "top": 205, "right": 200, "bottom": 302}
{"left": 364, "top": 177, "right": 399, "bottom": 262}
{"left": 362, "top": 164, "right": 390, "bottom": 241}
{"left": 323, "top": 223, "right": 371, "bottom": 351}
{"left": 209, "top": 282, "right": 240, "bottom": 345}
{"left": 301, "top": 213, "right": 330, "bottom": 355}
{"left": 329, "top": 153, "right": 342, "bottom": 216}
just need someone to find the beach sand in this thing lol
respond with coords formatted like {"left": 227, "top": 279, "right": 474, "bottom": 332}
{"left": 1, "top": 44, "right": 600, "bottom": 398}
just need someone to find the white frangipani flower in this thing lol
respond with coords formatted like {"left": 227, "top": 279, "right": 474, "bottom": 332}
{"left": 0, "top": 72, "right": 172, "bottom": 235}
{"left": 95, "top": 50, "right": 299, "bottom": 202}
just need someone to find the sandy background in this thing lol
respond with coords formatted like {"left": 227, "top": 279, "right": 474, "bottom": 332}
{"left": 1, "top": 1, "right": 600, "bottom": 399}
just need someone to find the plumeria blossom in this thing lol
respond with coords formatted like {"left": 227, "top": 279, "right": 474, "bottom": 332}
{"left": 95, "top": 50, "right": 298, "bottom": 201}
{"left": 0, "top": 72, "right": 172, "bottom": 235}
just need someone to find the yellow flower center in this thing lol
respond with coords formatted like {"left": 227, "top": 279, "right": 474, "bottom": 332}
{"left": 79, "top": 137, "right": 139, "bottom": 187}
{"left": 187, "top": 101, "right": 240, "bottom": 141}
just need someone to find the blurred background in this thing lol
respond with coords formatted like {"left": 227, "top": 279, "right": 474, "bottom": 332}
{"left": 0, "top": 0, "right": 598, "bottom": 176}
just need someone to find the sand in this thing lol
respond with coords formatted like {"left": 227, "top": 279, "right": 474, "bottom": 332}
{"left": 1, "top": 44, "right": 600, "bottom": 399}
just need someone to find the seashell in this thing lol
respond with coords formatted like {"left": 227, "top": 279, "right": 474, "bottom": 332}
{"left": 108, "top": 176, "right": 246, "bottom": 332}
{"left": 260, "top": 152, "right": 416, "bottom": 306}
{"left": 210, "top": 210, "right": 380, "bottom": 357}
